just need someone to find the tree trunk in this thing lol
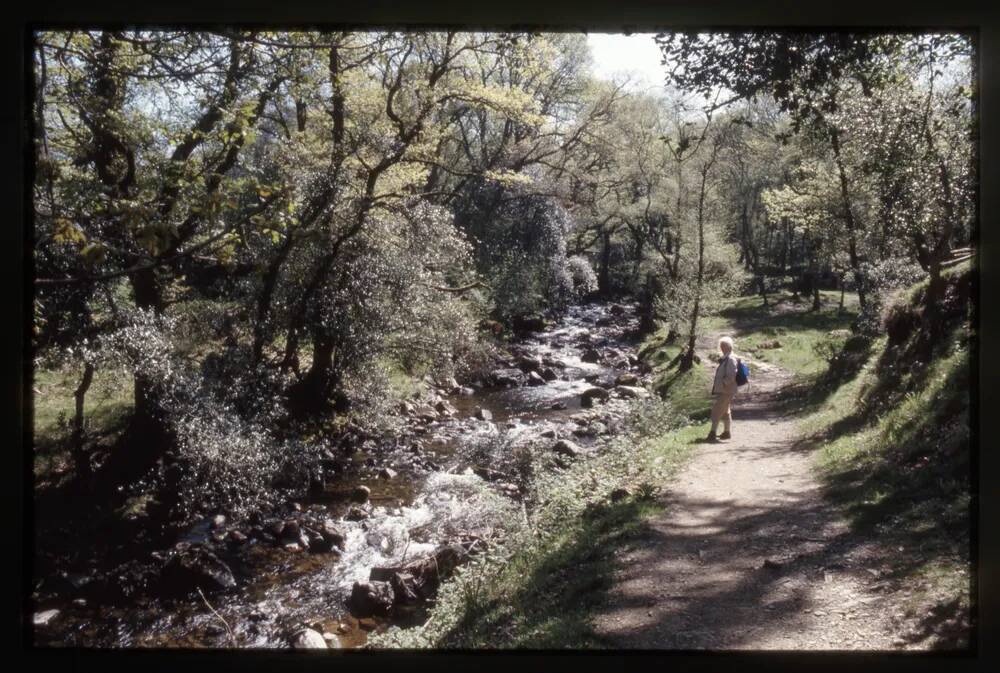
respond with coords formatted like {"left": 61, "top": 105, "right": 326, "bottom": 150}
{"left": 597, "top": 229, "right": 612, "bottom": 296}
{"left": 72, "top": 362, "right": 95, "bottom": 486}
{"left": 829, "top": 125, "right": 868, "bottom": 312}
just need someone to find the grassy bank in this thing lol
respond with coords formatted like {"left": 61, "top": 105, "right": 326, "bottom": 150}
{"left": 794, "top": 265, "right": 973, "bottom": 646}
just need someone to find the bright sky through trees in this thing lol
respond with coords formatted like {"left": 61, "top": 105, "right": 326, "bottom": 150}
{"left": 586, "top": 32, "right": 665, "bottom": 92}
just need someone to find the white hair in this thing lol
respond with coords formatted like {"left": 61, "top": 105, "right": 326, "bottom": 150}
{"left": 718, "top": 336, "right": 734, "bottom": 352}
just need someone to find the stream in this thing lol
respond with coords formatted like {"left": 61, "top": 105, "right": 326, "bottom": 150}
{"left": 33, "top": 301, "right": 650, "bottom": 649}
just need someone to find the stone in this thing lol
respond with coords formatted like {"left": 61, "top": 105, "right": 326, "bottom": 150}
{"left": 369, "top": 544, "right": 470, "bottom": 607}
{"left": 610, "top": 304, "right": 626, "bottom": 316}
{"left": 527, "top": 371, "right": 546, "bottom": 386}
{"left": 580, "top": 387, "right": 610, "bottom": 408}
{"left": 291, "top": 628, "right": 328, "bottom": 649}
{"left": 350, "top": 580, "right": 395, "bottom": 617}
{"left": 615, "top": 372, "right": 639, "bottom": 386}
{"left": 489, "top": 368, "right": 525, "bottom": 387}
{"left": 616, "top": 385, "right": 649, "bottom": 399}
{"left": 377, "top": 467, "right": 398, "bottom": 480}
{"left": 351, "top": 485, "right": 371, "bottom": 503}
{"left": 474, "top": 407, "right": 493, "bottom": 421}
{"left": 539, "top": 367, "right": 558, "bottom": 381}
{"left": 33, "top": 609, "right": 60, "bottom": 627}
{"left": 434, "top": 400, "right": 457, "bottom": 416}
{"left": 159, "top": 545, "right": 237, "bottom": 596}
{"left": 540, "top": 428, "right": 557, "bottom": 439}
{"left": 227, "top": 530, "right": 248, "bottom": 545}
{"left": 280, "top": 519, "right": 301, "bottom": 542}
{"left": 345, "top": 506, "right": 369, "bottom": 521}
{"left": 457, "top": 386, "right": 476, "bottom": 396}
{"left": 550, "top": 401, "right": 568, "bottom": 410}
{"left": 552, "top": 439, "right": 582, "bottom": 458}
{"left": 581, "top": 348, "right": 601, "bottom": 363}
{"left": 517, "top": 355, "right": 543, "bottom": 373}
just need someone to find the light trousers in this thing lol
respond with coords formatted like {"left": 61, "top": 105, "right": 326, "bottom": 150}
{"left": 710, "top": 392, "right": 733, "bottom": 434}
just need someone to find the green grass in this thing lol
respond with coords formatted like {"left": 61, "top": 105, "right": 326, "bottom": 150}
{"left": 640, "top": 290, "right": 859, "bottom": 423}
{"left": 32, "top": 365, "right": 134, "bottom": 485}
{"left": 718, "top": 290, "right": 860, "bottom": 377}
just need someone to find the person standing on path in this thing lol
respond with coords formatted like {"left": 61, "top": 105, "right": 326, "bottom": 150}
{"left": 707, "top": 336, "right": 738, "bottom": 442}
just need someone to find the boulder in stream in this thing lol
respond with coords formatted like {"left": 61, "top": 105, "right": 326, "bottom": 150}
{"left": 527, "top": 371, "right": 546, "bottom": 386}
{"left": 474, "top": 407, "right": 493, "bottom": 421}
{"left": 159, "top": 544, "right": 237, "bottom": 596}
{"left": 351, "top": 485, "right": 371, "bottom": 503}
{"left": 489, "top": 368, "right": 525, "bottom": 387}
{"left": 517, "top": 355, "right": 543, "bottom": 373}
{"left": 615, "top": 372, "right": 639, "bottom": 386}
{"left": 291, "top": 628, "right": 328, "bottom": 649}
{"left": 369, "top": 544, "right": 471, "bottom": 608}
{"left": 580, "top": 387, "right": 610, "bottom": 408}
{"left": 350, "top": 580, "right": 395, "bottom": 617}
{"left": 581, "top": 348, "right": 601, "bottom": 363}
{"left": 540, "top": 367, "right": 558, "bottom": 381}
{"left": 616, "top": 385, "right": 649, "bottom": 399}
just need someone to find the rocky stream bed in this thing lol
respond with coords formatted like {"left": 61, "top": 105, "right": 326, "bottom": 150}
{"left": 32, "top": 301, "right": 652, "bottom": 649}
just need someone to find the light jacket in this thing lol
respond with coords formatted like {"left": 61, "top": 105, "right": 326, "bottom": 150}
{"left": 712, "top": 353, "right": 738, "bottom": 396}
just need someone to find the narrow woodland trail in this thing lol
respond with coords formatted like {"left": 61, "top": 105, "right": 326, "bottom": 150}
{"left": 592, "top": 332, "right": 919, "bottom": 650}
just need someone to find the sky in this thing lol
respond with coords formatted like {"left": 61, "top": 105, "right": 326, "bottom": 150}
{"left": 586, "top": 32, "right": 667, "bottom": 93}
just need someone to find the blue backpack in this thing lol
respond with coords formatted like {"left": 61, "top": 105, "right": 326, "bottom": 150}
{"left": 735, "top": 358, "right": 750, "bottom": 387}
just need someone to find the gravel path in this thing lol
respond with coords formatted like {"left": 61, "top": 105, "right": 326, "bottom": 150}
{"left": 591, "top": 334, "right": 922, "bottom": 650}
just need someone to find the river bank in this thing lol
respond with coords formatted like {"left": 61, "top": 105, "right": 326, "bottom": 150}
{"left": 32, "top": 300, "right": 656, "bottom": 649}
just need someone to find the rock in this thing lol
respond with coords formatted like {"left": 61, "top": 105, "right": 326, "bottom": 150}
{"left": 539, "top": 367, "right": 558, "bottom": 381}
{"left": 489, "top": 368, "right": 525, "bottom": 387}
{"left": 542, "top": 356, "right": 566, "bottom": 369}
{"left": 159, "top": 545, "right": 237, "bottom": 596}
{"left": 527, "top": 371, "right": 546, "bottom": 386}
{"left": 291, "top": 628, "right": 328, "bottom": 649}
{"left": 457, "top": 386, "right": 475, "bottom": 396}
{"left": 378, "top": 467, "right": 398, "bottom": 480}
{"left": 350, "top": 581, "right": 395, "bottom": 617}
{"left": 369, "top": 544, "right": 470, "bottom": 607}
{"left": 351, "top": 485, "right": 371, "bottom": 503}
{"left": 227, "top": 530, "right": 248, "bottom": 545}
{"left": 517, "top": 355, "right": 543, "bottom": 373}
{"left": 552, "top": 439, "right": 582, "bottom": 458}
{"left": 580, "top": 387, "right": 610, "bottom": 408}
{"left": 512, "top": 314, "right": 546, "bottom": 332}
{"left": 763, "top": 559, "right": 782, "bottom": 570}
{"left": 345, "top": 506, "right": 369, "bottom": 521}
{"left": 474, "top": 407, "right": 493, "bottom": 421}
{"left": 398, "top": 400, "right": 416, "bottom": 415}
{"left": 33, "top": 609, "right": 60, "bottom": 627}
{"left": 434, "top": 400, "right": 457, "bottom": 416}
{"left": 615, "top": 372, "right": 639, "bottom": 386}
{"left": 540, "top": 428, "right": 557, "bottom": 439}
{"left": 550, "top": 401, "right": 568, "bottom": 410}
{"left": 581, "top": 348, "right": 601, "bottom": 363}
{"left": 616, "top": 385, "right": 649, "bottom": 399}
{"left": 211, "top": 514, "right": 226, "bottom": 529}
{"left": 595, "top": 317, "right": 613, "bottom": 327}
{"left": 610, "top": 304, "right": 626, "bottom": 316}
{"left": 280, "top": 519, "right": 301, "bottom": 542}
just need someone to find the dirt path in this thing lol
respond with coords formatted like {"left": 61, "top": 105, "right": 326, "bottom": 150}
{"left": 591, "top": 334, "right": 917, "bottom": 650}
